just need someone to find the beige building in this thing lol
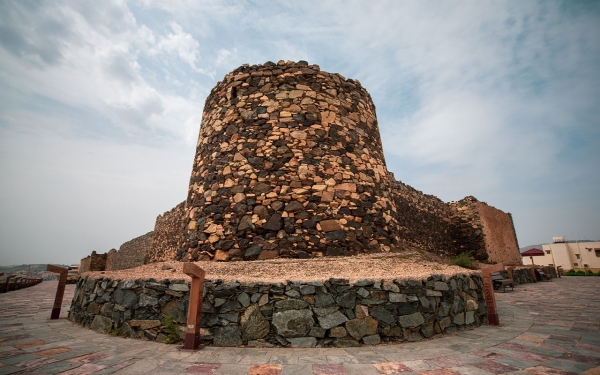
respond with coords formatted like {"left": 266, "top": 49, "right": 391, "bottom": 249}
{"left": 522, "top": 237, "right": 600, "bottom": 272}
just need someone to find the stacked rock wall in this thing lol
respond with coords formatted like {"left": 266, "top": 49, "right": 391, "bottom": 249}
{"left": 449, "top": 197, "right": 520, "bottom": 265}
{"left": 179, "top": 61, "right": 402, "bottom": 262}
{"left": 389, "top": 178, "right": 456, "bottom": 255}
{"left": 147, "top": 202, "right": 186, "bottom": 263}
{"left": 79, "top": 251, "right": 107, "bottom": 273}
{"left": 105, "top": 232, "right": 153, "bottom": 271}
{"left": 69, "top": 273, "right": 487, "bottom": 347}
{"left": 132, "top": 61, "right": 524, "bottom": 265}
{"left": 477, "top": 202, "right": 521, "bottom": 265}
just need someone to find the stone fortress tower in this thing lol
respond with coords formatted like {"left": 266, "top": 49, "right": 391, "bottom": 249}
{"left": 179, "top": 60, "right": 402, "bottom": 262}
{"left": 98, "top": 60, "right": 522, "bottom": 271}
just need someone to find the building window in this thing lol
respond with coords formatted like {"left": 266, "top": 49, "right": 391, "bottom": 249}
{"left": 574, "top": 263, "right": 578, "bottom": 267}
{"left": 545, "top": 250, "right": 551, "bottom": 254}
{"left": 595, "top": 249, "right": 600, "bottom": 257}
{"left": 575, "top": 254, "right": 581, "bottom": 259}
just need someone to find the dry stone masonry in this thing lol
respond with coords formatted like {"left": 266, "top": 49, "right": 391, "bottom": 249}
{"left": 147, "top": 202, "right": 186, "bottom": 263}
{"left": 69, "top": 273, "right": 487, "bottom": 347}
{"left": 79, "top": 60, "right": 522, "bottom": 270}
{"left": 174, "top": 60, "right": 520, "bottom": 264}
{"left": 106, "top": 232, "right": 153, "bottom": 271}
{"left": 180, "top": 60, "right": 401, "bottom": 263}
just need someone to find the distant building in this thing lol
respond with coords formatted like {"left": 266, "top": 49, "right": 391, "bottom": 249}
{"left": 521, "top": 237, "right": 600, "bottom": 272}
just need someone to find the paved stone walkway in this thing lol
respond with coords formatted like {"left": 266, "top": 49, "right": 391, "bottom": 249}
{"left": 0, "top": 277, "right": 598, "bottom": 375}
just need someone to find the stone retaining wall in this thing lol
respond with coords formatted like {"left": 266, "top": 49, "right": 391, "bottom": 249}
{"left": 69, "top": 273, "right": 487, "bottom": 347}
{"left": 505, "top": 267, "right": 558, "bottom": 285}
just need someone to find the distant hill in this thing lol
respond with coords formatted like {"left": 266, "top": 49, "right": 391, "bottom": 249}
{"left": 0, "top": 264, "right": 69, "bottom": 273}
{"left": 520, "top": 244, "right": 543, "bottom": 253}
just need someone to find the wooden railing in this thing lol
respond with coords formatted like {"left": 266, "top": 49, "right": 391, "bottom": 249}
{"left": 0, "top": 275, "right": 43, "bottom": 293}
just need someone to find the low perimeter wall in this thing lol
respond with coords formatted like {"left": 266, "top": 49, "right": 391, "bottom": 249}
{"left": 69, "top": 273, "right": 487, "bottom": 347}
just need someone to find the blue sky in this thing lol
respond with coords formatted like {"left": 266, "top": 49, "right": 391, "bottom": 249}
{"left": 1, "top": 1, "right": 598, "bottom": 265}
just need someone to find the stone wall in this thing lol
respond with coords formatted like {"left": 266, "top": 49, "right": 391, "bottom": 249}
{"left": 390, "top": 178, "right": 456, "bottom": 255}
{"left": 448, "top": 197, "right": 487, "bottom": 260}
{"left": 477, "top": 202, "right": 521, "bottom": 265}
{"left": 106, "top": 232, "right": 154, "bottom": 271}
{"left": 69, "top": 273, "right": 487, "bottom": 347}
{"left": 147, "top": 202, "right": 186, "bottom": 263}
{"left": 133, "top": 60, "right": 521, "bottom": 266}
{"left": 504, "top": 267, "right": 558, "bottom": 285}
{"left": 79, "top": 251, "right": 107, "bottom": 273}
{"left": 448, "top": 197, "right": 521, "bottom": 265}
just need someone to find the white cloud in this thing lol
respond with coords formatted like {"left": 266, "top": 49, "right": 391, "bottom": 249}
{"left": 0, "top": 1, "right": 204, "bottom": 142}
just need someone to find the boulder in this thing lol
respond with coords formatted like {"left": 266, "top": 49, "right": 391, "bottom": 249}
{"left": 214, "top": 326, "right": 242, "bottom": 346}
{"left": 345, "top": 317, "right": 378, "bottom": 340}
{"left": 90, "top": 315, "right": 113, "bottom": 333}
{"left": 272, "top": 309, "right": 314, "bottom": 337}
{"left": 241, "top": 304, "right": 270, "bottom": 341}
{"left": 397, "top": 312, "right": 425, "bottom": 328}
{"left": 318, "top": 311, "right": 348, "bottom": 330}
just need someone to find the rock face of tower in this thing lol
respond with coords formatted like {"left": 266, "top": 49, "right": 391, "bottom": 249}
{"left": 179, "top": 61, "right": 400, "bottom": 261}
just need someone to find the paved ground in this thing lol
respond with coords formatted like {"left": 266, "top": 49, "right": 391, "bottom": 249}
{"left": 0, "top": 277, "right": 598, "bottom": 375}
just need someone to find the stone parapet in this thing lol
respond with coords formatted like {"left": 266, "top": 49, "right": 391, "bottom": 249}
{"left": 147, "top": 202, "right": 186, "bottom": 263}
{"left": 79, "top": 251, "right": 107, "bottom": 273}
{"left": 69, "top": 273, "right": 487, "bottom": 347}
{"left": 106, "top": 232, "right": 153, "bottom": 271}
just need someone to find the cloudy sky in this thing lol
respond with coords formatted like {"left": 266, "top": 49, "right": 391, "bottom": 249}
{"left": 1, "top": 1, "right": 598, "bottom": 265}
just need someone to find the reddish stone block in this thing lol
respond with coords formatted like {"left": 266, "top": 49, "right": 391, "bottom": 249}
{"left": 248, "top": 364, "right": 283, "bottom": 375}
{"left": 184, "top": 363, "right": 221, "bottom": 374}
{"left": 313, "top": 364, "right": 347, "bottom": 375}
{"left": 373, "top": 362, "right": 414, "bottom": 373}
{"left": 34, "top": 347, "right": 71, "bottom": 356}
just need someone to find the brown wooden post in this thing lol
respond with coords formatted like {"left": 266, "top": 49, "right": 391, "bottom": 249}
{"left": 506, "top": 266, "right": 515, "bottom": 281}
{"left": 182, "top": 263, "right": 205, "bottom": 350}
{"left": 47, "top": 265, "right": 68, "bottom": 319}
{"left": 529, "top": 264, "right": 537, "bottom": 282}
{"left": 13, "top": 277, "right": 22, "bottom": 291}
{"left": 2, "top": 275, "right": 15, "bottom": 293}
{"left": 481, "top": 263, "right": 505, "bottom": 326}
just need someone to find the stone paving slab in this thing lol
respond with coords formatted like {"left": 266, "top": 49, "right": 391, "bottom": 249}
{"left": 0, "top": 277, "right": 598, "bottom": 374}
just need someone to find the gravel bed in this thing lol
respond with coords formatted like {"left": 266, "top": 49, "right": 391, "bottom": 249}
{"left": 82, "top": 252, "right": 479, "bottom": 283}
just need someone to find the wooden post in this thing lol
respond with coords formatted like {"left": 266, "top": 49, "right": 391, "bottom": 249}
{"left": 506, "top": 266, "right": 515, "bottom": 281}
{"left": 529, "top": 264, "right": 537, "bottom": 282}
{"left": 2, "top": 275, "right": 15, "bottom": 293}
{"left": 46, "top": 265, "right": 68, "bottom": 319}
{"left": 182, "top": 263, "right": 205, "bottom": 350}
{"left": 481, "top": 263, "right": 505, "bottom": 326}
{"left": 13, "top": 277, "right": 22, "bottom": 291}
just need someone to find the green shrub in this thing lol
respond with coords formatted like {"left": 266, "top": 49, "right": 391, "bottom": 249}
{"left": 587, "top": 270, "right": 595, "bottom": 276}
{"left": 450, "top": 252, "right": 477, "bottom": 269}
{"left": 564, "top": 269, "right": 576, "bottom": 276}
{"left": 575, "top": 270, "right": 586, "bottom": 276}
{"left": 161, "top": 315, "right": 180, "bottom": 344}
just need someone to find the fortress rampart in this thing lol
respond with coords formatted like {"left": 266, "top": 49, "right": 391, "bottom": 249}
{"left": 80, "top": 61, "right": 521, "bottom": 269}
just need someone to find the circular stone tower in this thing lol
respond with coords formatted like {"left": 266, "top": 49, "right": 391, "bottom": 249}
{"left": 179, "top": 61, "right": 400, "bottom": 262}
